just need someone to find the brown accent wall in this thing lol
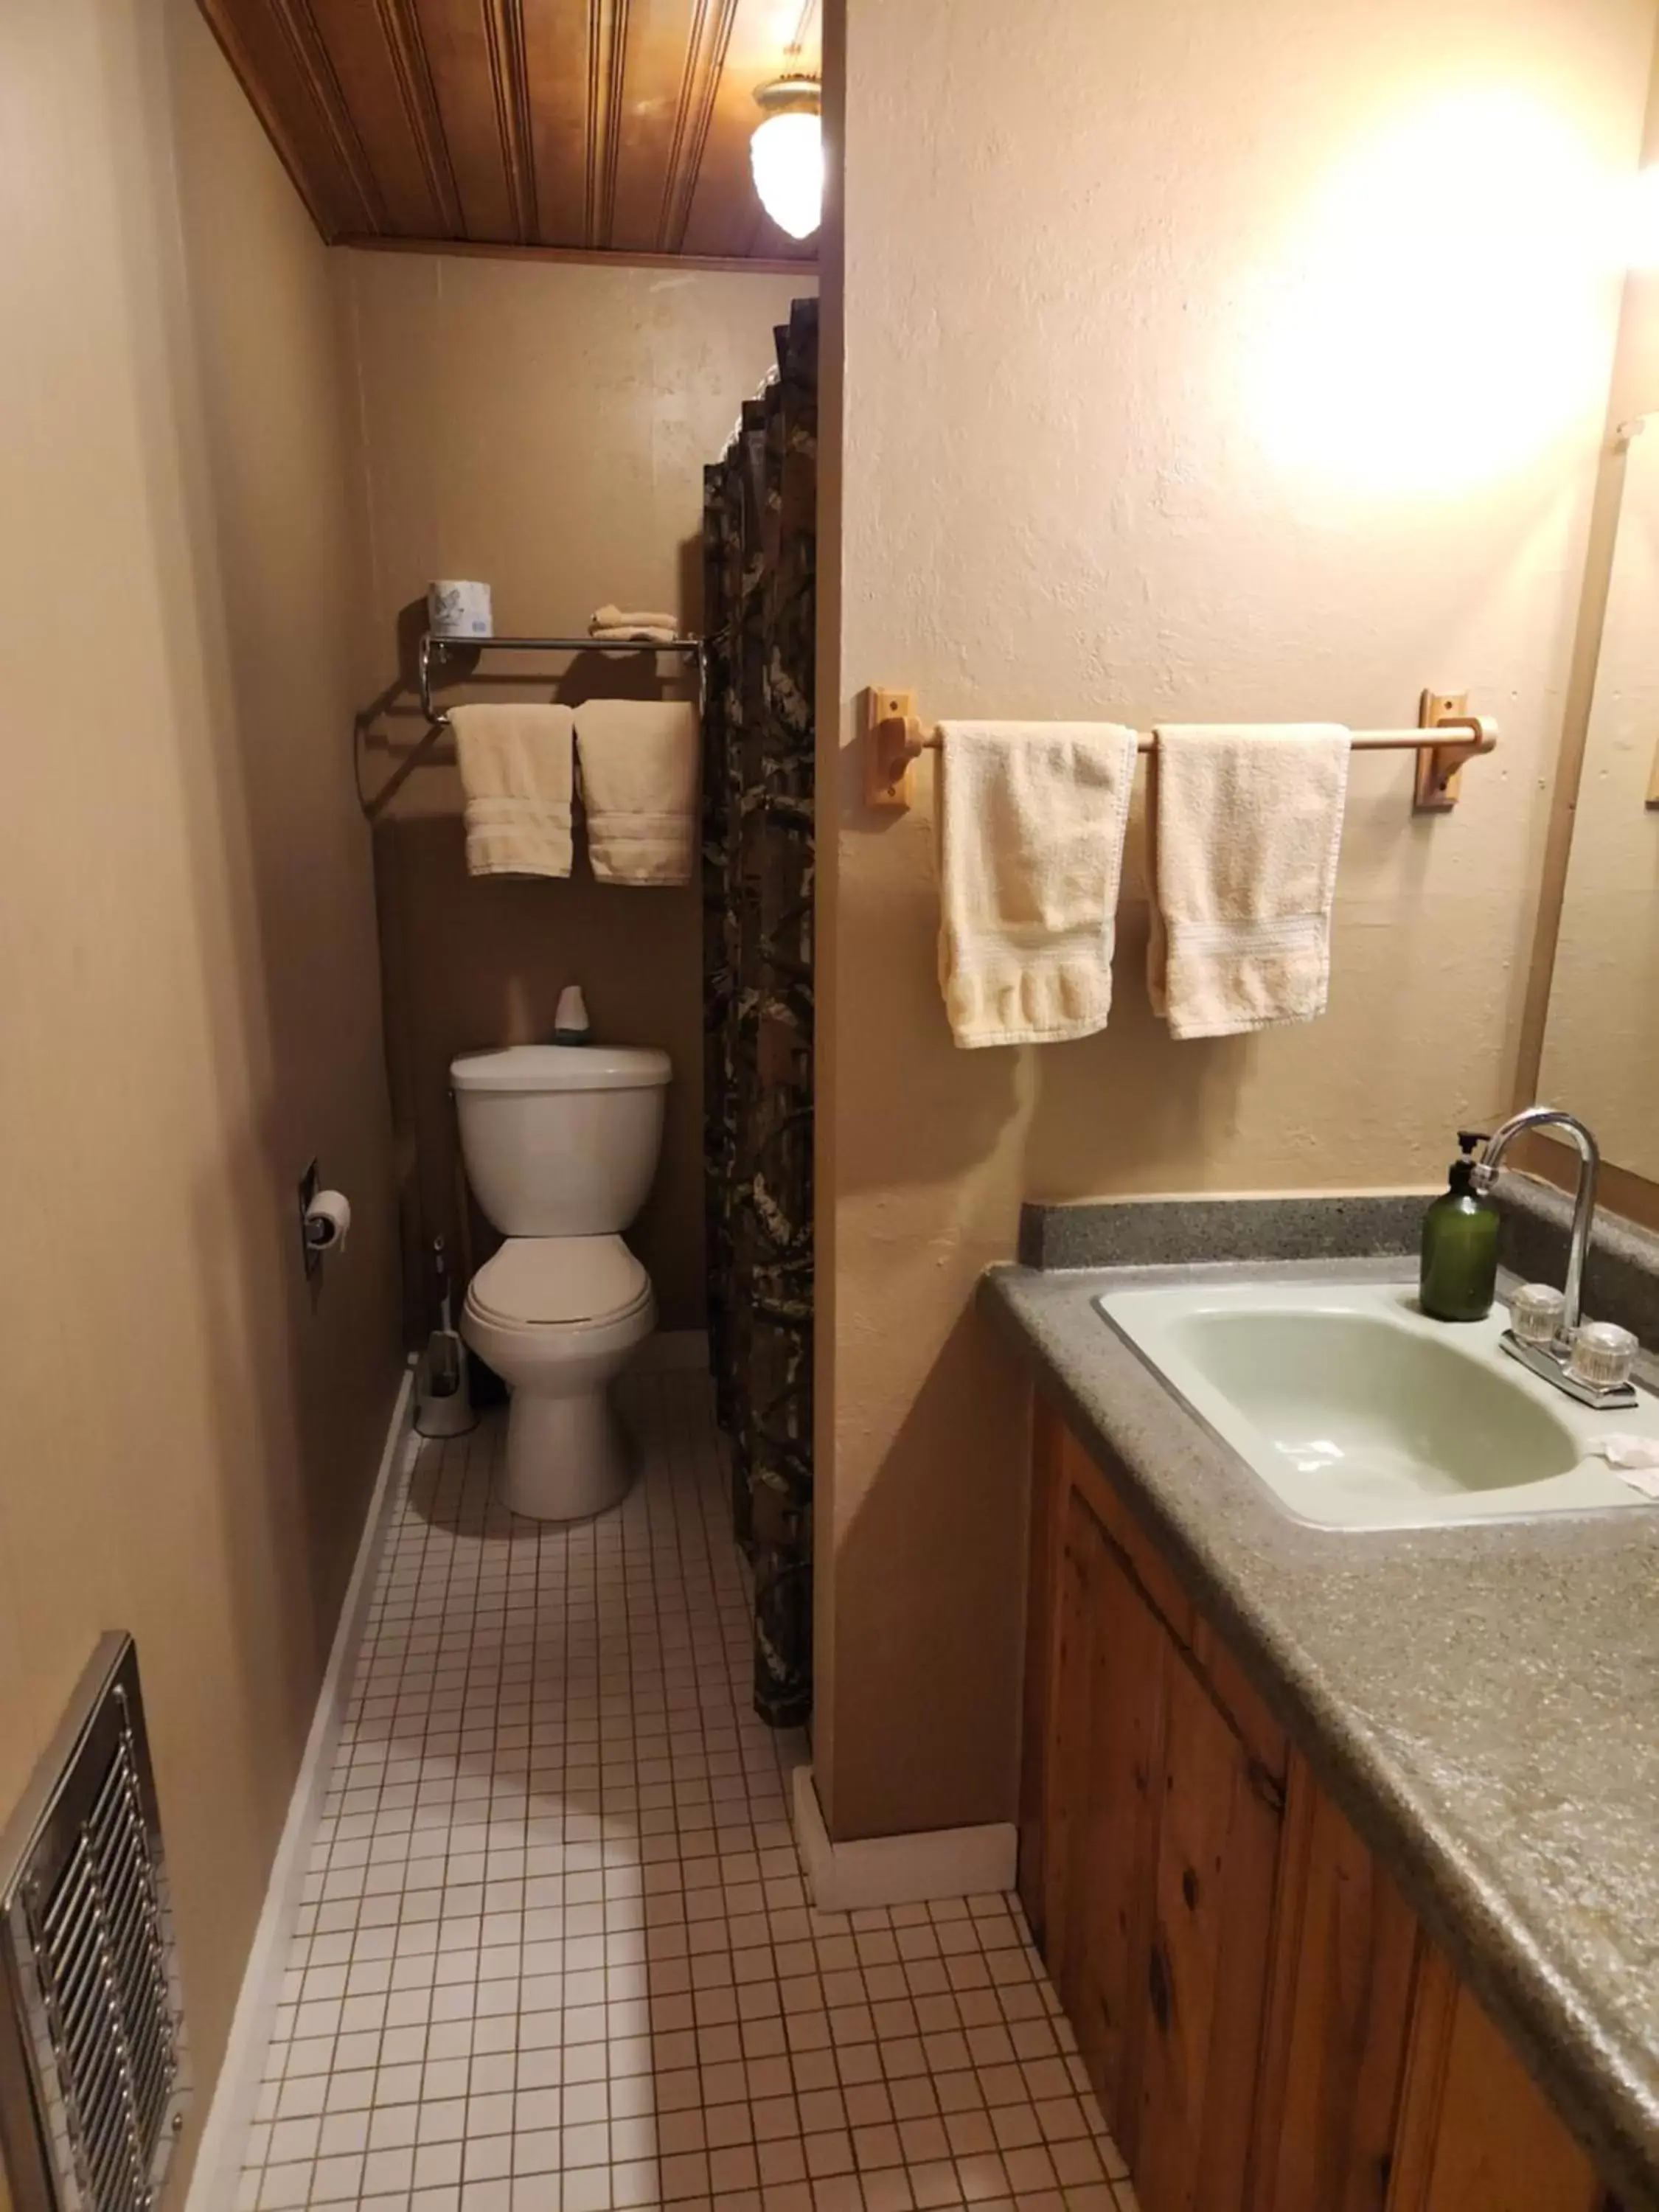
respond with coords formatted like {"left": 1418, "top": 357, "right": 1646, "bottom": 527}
{"left": 339, "top": 250, "right": 815, "bottom": 1338}
{"left": 815, "top": 0, "right": 1658, "bottom": 1841}
{"left": 0, "top": 0, "right": 400, "bottom": 2188}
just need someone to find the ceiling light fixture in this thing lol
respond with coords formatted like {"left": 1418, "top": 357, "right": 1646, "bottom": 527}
{"left": 751, "top": 76, "right": 822, "bottom": 240}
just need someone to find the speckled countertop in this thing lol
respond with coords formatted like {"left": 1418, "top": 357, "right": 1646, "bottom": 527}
{"left": 982, "top": 1228, "right": 1659, "bottom": 2211}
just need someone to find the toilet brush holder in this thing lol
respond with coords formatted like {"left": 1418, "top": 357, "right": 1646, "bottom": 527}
{"left": 417, "top": 1231, "right": 477, "bottom": 1438}
{"left": 416, "top": 1325, "right": 477, "bottom": 1437}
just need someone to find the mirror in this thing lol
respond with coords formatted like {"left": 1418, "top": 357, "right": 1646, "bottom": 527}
{"left": 1537, "top": 420, "right": 1659, "bottom": 1180}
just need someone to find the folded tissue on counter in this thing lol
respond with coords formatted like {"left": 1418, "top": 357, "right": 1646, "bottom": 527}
{"left": 1587, "top": 1434, "right": 1659, "bottom": 1498}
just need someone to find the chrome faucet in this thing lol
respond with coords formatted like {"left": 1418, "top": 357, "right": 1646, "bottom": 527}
{"left": 1471, "top": 1105, "right": 1635, "bottom": 1408}
{"left": 1473, "top": 1106, "right": 1599, "bottom": 1335}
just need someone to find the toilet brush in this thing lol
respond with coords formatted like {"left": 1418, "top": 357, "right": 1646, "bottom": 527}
{"left": 417, "top": 1235, "right": 478, "bottom": 1438}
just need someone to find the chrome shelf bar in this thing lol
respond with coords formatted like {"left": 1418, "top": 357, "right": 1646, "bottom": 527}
{"left": 418, "top": 630, "right": 703, "bottom": 722}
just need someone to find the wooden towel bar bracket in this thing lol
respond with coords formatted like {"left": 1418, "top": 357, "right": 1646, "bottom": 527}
{"left": 863, "top": 687, "right": 1498, "bottom": 815}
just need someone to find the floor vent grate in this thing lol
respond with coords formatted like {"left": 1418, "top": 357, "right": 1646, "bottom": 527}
{"left": 0, "top": 1635, "right": 189, "bottom": 2212}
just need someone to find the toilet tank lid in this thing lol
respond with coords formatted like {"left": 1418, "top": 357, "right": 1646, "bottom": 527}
{"left": 451, "top": 1044, "right": 672, "bottom": 1093}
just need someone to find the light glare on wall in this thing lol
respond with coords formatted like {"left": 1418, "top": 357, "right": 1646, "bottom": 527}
{"left": 1245, "top": 92, "right": 1613, "bottom": 495}
{"left": 751, "top": 78, "right": 822, "bottom": 240}
{"left": 1628, "top": 166, "right": 1659, "bottom": 270}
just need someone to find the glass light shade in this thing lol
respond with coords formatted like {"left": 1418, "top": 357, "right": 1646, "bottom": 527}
{"left": 751, "top": 108, "right": 822, "bottom": 240}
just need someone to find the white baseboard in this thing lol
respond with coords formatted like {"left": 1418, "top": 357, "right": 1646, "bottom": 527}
{"left": 790, "top": 1764, "right": 1018, "bottom": 1913}
{"left": 187, "top": 1357, "right": 417, "bottom": 2212}
{"left": 634, "top": 1327, "right": 709, "bottom": 1374}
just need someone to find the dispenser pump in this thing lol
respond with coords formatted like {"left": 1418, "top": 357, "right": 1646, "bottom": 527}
{"left": 554, "top": 984, "right": 592, "bottom": 1045}
{"left": 1447, "top": 1128, "right": 1485, "bottom": 1194}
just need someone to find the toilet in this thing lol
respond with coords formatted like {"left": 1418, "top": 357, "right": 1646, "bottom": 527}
{"left": 451, "top": 1043, "right": 670, "bottom": 1520}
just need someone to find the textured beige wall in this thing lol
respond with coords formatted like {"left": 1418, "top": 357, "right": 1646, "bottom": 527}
{"left": 1605, "top": 51, "right": 1659, "bottom": 429}
{"left": 342, "top": 251, "right": 815, "bottom": 1336}
{"left": 0, "top": 0, "right": 400, "bottom": 2189}
{"left": 815, "top": 0, "right": 1658, "bottom": 1839}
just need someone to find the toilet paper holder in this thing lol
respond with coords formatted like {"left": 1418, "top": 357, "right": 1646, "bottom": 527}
{"left": 296, "top": 1159, "right": 351, "bottom": 1279}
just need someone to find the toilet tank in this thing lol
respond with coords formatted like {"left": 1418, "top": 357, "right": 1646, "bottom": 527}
{"left": 451, "top": 1044, "right": 671, "bottom": 1236}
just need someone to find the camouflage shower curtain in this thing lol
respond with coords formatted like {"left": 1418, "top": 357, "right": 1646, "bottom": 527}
{"left": 701, "top": 298, "right": 816, "bottom": 1728}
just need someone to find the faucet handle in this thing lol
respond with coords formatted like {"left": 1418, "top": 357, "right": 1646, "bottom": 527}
{"left": 1510, "top": 1283, "right": 1565, "bottom": 1346}
{"left": 1568, "top": 1321, "right": 1638, "bottom": 1393}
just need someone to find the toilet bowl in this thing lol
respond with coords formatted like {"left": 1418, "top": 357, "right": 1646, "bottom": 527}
{"left": 451, "top": 1042, "right": 671, "bottom": 1521}
{"left": 462, "top": 1234, "right": 655, "bottom": 1520}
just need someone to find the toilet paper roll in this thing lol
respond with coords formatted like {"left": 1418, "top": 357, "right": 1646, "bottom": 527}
{"left": 427, "top": 580, "right": 493, "bottom": 639}
{"left": 304, "top": 1190, "right": 352, "bottom": 1254}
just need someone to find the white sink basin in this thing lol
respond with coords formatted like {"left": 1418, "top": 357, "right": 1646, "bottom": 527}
{"left": 1096, "top": 1280, "right": 1659, "bottom": 1530}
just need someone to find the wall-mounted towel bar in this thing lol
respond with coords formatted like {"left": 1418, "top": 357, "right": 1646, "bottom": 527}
{"left": 418, "top": 630, "right": 704, "bottom": 723}
{"left": 865, "top": 687, "right": 1498, "bottom": 815}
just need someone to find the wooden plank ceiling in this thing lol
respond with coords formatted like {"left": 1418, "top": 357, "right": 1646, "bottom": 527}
{"left": 200, "top": 0, "right": 820, "bottom": 263}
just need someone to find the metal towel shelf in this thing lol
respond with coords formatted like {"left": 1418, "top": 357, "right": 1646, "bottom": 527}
{"left": 418, "top": 630, "right": 705, "bottom": 724}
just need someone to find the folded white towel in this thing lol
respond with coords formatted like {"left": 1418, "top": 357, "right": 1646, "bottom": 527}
{"left": 1147, "top": 723, "right": 1352, "bottom": 1039}
{"left": 574, "top": 699, "right": 700, "bottom": 886}
{"left": 451, "top": 703, "right": 574, "bottom": 878}
{"left": 591, "top": 604, "right": 678, "bottom": 636}
{"left": 935, "top": 720, "right": 1139, "bottom": 1048}
{"left": 590, "top": 625, "right": 681, "bottom": 644}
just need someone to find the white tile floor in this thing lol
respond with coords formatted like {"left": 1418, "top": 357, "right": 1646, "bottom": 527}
{"left": 237, "top": 1369, "right": 1131, "bottom": 2211}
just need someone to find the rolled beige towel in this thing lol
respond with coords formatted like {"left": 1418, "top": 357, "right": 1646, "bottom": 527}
{"left": 590, "top": 603, "right": 678, "bottom": 636}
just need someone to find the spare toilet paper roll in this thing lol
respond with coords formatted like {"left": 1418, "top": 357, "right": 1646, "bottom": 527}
{"left": 304, "top": 1190, "right": 352, "bottom": 1254}
{"left": 427, "top": 580, "right": 493, "bottom": 639}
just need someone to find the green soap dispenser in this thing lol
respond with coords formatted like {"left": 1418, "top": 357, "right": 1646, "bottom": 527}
{"left": 1419, "top": 1130, "right": 1499, "bottom": 1322}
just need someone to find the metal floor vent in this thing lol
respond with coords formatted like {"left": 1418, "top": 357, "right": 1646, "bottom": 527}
{"left": 0, "top": 1635, "right": 189, "bottom": 2212}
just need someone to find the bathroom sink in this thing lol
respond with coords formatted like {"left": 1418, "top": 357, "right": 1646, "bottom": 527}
{"left": 1096, "top": 1280, "right": 1659, "bottom": 1530}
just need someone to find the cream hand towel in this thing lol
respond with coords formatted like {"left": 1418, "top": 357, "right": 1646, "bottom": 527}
{"left": 590, "top": 625, "right": 681, "bottom": 644}
{"left": 936, "top": 720, "right": 1139, "bottom": 1048}
{"left": 1147, "top": 723, "right": 1352, "bottom": 1039}
{"left": 591, "top": 604, "right": 678, "bottom": 635}
{"left": 451, "top": 703, "right": 574, "bottom": 877}
{"left": 574, "top": 699, "right": 699, "bottom": 885}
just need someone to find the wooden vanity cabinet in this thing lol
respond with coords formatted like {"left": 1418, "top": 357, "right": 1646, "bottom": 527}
{"left": 1023, "top": 1402, "right": 1618, "bottom": 2212}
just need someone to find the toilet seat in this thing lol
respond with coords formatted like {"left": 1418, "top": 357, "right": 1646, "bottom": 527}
{"left": 468, "top": 1234, "right": 650, "bottom": 1331}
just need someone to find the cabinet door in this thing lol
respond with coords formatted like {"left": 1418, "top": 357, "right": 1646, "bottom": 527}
{"left": 1020, "top": 1400, "right": 1068, "bottom": 1942}
{"left": 1041, "top": 1475, "right": 1104, "bottom": 1992}
{"left": 1387, "top": 1952, "right": 1605, "bottom": 2212}
{"left": 1068, "top": 1487, "right": 1167, "bottom": 2154}
{"left": 1045, "top": 1480, "right": 1167, "bottom": 2152}
{"left": 1252, "top": 1775, "right": 1422, "bottom": 2212}
{"left": 1135, "top": 1648, "right": 1284, "bottom": 2212}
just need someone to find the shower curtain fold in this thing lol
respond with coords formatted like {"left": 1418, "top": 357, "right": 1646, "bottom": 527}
{"left": 701, "top": 297, "right": 817, "bottom": 1728}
